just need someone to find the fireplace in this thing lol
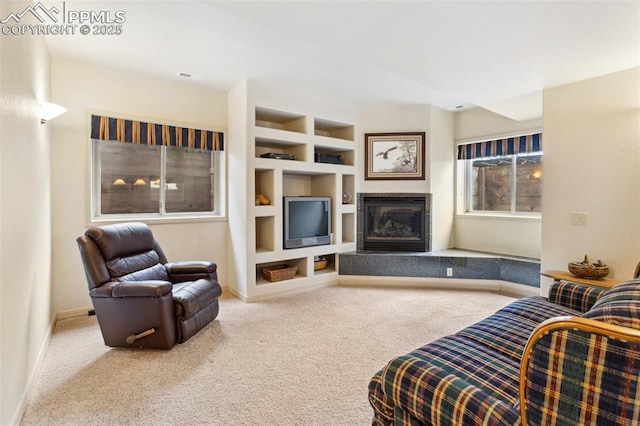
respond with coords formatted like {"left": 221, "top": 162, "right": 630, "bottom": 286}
{"left": 357, "top": 193, "right": 431, "bottom": 252}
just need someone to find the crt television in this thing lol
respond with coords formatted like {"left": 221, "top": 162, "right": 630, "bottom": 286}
{"left": 283, "top": 196, "right": 332, "bottom": 249}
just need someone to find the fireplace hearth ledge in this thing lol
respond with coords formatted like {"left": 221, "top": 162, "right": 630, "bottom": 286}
{"left": 338, "top": 249, "right": 540, "bottom": 289}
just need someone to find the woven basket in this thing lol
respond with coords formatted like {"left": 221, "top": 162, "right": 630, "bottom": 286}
{"left": 568, "top": 262, "right": 609, "bottom": 279}
{"left": 262, "top": 264, "right": 297, "bottom": 282}
{"left": 314, "top": 258, "right": 328, "bottom": 271}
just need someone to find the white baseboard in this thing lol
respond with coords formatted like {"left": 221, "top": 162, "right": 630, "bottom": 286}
{"left": 224, "top": 286, "right": 247, "bottom": 302}
{"left": 499, "top": 281, "right": 541, "bottom": 297}
{"left": 224, "top": 278, "right": 339, "bottom": 303}
{"left": 56, "top": 307, "right": 94, "bottom": 321}
{"left": 11, "top": 314, "right": 55, "bottom": 426}
{"left": 244, "top": 279, "right": 338, "bottom": 303}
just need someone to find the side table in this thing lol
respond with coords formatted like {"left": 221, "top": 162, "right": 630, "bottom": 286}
{"left": 540, "top": 270, "right": 622, "bottom": 289}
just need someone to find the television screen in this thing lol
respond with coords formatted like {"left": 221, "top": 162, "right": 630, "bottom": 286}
{"left": 284, "top": 196, "right": 331, "bottom": 249}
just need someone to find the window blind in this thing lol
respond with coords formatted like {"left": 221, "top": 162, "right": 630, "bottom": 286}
{"left": 90, "top": 114, "right": 224, "bottom": 151}
{"left": 457, "top": 133, "right": 541, "bottom": 160}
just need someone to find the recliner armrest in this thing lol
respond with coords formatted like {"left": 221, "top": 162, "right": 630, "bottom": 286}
{"left": 90, "top": 280, "right": 173, "bottom": 298}
{"left": 165, "top": 261, "right": 218, "bottom": 282}
{"left": 165, "top": 261, "right": 216, "bottom": 274}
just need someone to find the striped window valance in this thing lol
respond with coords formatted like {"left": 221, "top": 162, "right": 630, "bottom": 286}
{"left": 90, "top": 114, "right": 224, "bottom": 151}
{"left": 457, "top": 133, "right": 541, "bottom": 160}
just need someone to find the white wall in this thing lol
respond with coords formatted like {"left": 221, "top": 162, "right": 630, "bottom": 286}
{"left": 50, "top": 56, "right": 229, "bottom": 315}
{"left": 358, "top": 105, "right": 431, "bottom": 195}
{"left": 428, "top": 106, "right": 455, "bottom": 250}
{"left": 455, "top": 108, "right": 542, "bottom": 142}
{"left": 226, "top": 81, "right": 250, "bottom": 298}
{"left": 455, "top": 215, "right": 541, "bottom": 258}
{"left": 453, "top": 107, "right": 543, "bottom": 258}
{"left": 357, "top": 104, "right": 455, "bottom": 251}
{"left": 541, "top": 67, "right": 640, "bottom": 294}
{"left": 0, "top": 2, "right": 53, "bottom": 422}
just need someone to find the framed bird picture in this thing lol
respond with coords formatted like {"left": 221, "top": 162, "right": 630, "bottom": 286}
{"left": 364, "top": 132, "right": 425, "bottom": 180}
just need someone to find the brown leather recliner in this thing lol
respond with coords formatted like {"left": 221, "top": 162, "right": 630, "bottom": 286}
{"left": 76, "top": 222, "right": 222, "bottom": 349}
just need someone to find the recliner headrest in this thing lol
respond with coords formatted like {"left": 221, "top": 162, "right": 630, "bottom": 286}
{"left": 86, "top": 222, "right": 155, "bottom": 261}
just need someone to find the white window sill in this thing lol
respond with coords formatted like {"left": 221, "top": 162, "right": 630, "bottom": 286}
{"left": 456, "top": 213, "right": 541, "bottom": 221}
{"left": 89, "top": 214, "right": 227, "bottom": 226}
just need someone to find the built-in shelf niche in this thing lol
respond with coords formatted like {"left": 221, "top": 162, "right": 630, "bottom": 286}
{"left": 255, "top": 169, "right": 275, "bottom": 206}
{"left": 283, "top": 172, "right": 337, "bottom": 244}
{"left": 313, "top": 146, "right": 355, "bottom": 166}
{"left": 314, "top": 253, "right": 336, "bottom": 276}
{"left": 256, "top": 107, "right": 307, "bottom": 134}
{"left": 255, "top": 137, "right": 307, "bottom": 162}
{"left": 314, "top": 118, "right": 354, "bottom": 141}
{"left": 342, "top": 174, "right": 355, "bottom": 204}
{"left": 282, "top": 172, "right": 336, "bottom": 198}
{"left": 342, "top": 213, "right": 355, "bottom": 244}
{"left": 255, "top": 216, "right": 275, "bottom": 253}
{"left": 256, "top": 257, "right": 307, "bottom": 285}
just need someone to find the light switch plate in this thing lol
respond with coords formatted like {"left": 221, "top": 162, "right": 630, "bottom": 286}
{"left": 571, "top": 212, "right": 589, "bottom": 226}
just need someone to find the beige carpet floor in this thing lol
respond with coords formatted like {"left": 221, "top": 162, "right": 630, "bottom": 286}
{"left": 21, "top": 285, "right": 517, "bottom": 425}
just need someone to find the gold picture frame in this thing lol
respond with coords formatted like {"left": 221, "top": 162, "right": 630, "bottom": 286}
{"left": 364, "top": 132, "right": 425, "bottom": 180}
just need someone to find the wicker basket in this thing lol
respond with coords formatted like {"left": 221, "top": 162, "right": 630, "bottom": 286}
{"left": 568, "top": 262, "right": 609, "bottom": 279}
{"left": 314, "top": 258, "right": 328, "bottom": 271}
{"left": 262, "top": 264, "right": 297, "bottom": 282}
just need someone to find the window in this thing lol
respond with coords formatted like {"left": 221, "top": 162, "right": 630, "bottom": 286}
{"left": 90, "top": 115, "right": 224, "bottom": 220}
{"left": 458, "top": 133, "right": 542, "bottom": 215}
{"left": 467, "top": 152, "right": 542, "bottom": 213}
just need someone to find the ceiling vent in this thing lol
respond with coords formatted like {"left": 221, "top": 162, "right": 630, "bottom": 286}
{"left": 177, "top": 72, "right": 205, "bottom": 81}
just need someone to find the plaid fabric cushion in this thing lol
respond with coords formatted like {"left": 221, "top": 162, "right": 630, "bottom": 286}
{"left": 370, "top": 335, "right": 522, "bottom": 425}
{"left": 583, "top": 279, "right": 640, "bottom": 329}
{"left": 457, "top": 311, "right": 548, "bottom": 361}
{"left": 409, "top": 335, "right": 520, "bottom": 404}
{"left": 369, "top": 370, "right": 394, "bottom": 425}
{"left": 393, "top": 406, "right": 416, "bottom": 425}
{"left": 590, "top": 279, "right": 640, "bottom": 310}
{"left": 524, "top": 326, "right": 640, "bottom": 425}
{"left": 498, "top": 296, "right": 579, "bottom": 323}
{"left": 382, "top": 354, "right": 521, "bottom": 425}
{"left": 458, "top": 297, "right": 578, "bottom": 361}
{"left": 548, "top": 280, "right": 606, "bottom": 313}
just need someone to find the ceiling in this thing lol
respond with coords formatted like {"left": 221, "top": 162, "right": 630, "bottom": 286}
{"left": 42, "top": 0, "right": 640, "bottom": 121}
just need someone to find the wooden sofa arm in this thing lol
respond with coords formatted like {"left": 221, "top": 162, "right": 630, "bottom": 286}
{"left": 520, "top": 316, "right": 640, "bottom": 425}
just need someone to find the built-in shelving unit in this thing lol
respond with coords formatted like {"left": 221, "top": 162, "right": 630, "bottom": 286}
{"left": 228, "top": 84, "right": 357, "bottom": 301}
{"left": 255, "top": 107, "right": 306, "bottom": 133}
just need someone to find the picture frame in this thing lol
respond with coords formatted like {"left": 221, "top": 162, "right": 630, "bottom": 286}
{"left": 364, "top": 132, "right": 425, "bottom": 180}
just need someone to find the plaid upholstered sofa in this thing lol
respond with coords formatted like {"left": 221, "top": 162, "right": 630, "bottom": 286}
{"left": 368, "top": 279, "right": 640, "bottom": 425}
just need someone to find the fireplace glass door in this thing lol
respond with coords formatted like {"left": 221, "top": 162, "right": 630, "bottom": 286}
{"left": 363, "top": 196, "right": 426, "bottom": 251}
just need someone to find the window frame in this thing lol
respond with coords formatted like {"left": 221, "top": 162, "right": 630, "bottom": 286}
{"left": 89, "top": 133, "right": 226, "bottom": 224}
{"left": 456, "top": 131, "right": 543, "bottom": 219}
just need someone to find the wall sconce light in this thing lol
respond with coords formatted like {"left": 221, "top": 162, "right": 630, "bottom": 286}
{"left": 39, "top": 101, "right": 67, "bottom": 124}
{"left": 113, "top": 178, "right": 127, "bottom": 186}
{"left": 529, "top": 170, "right": 542, "bottom": 179}
{"left": 133, "top": 178, "right": 147, "bottom": 186}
